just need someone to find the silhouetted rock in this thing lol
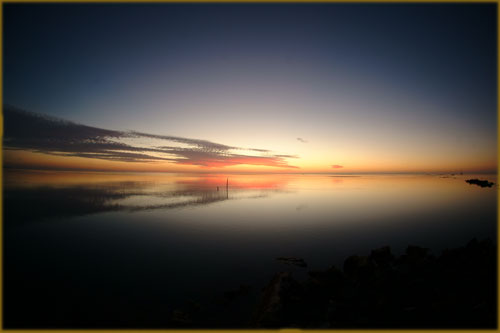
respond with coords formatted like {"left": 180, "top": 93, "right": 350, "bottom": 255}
{"left": 370, "top": 246, "right": 395, "bottom": 266}
{"left": 253, "top": 272, "right": 303, "bottom": 327}
{"left": 406, "top": 245, "right": 429, "bottom": 257}
{"left": 465, "top": 179, "right": 495, "bottom": 188}
{"left": 309, "top": 266, "right": 344, "bottom": 287}
{"left": 254, "top": 239, "right": 496, "bottom": 328}
{"left": 170, "top": 239, "right": 496, "bottom": 328}
{"left": 343, "top": 255, "right": 377, "bottom": 282}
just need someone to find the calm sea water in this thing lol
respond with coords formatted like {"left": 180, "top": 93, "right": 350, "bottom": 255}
{"left": 3, "top": 170, "right": 497, "bottom": 328}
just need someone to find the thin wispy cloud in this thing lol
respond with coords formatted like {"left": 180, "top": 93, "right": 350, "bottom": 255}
{"left": 3, "top": 105, "right": 298, "bottom": 169}
{"left": 331, "top": 165, "right": 343, "bottom": 169}
{"left": 297, "top": 137, "right": 308, "bottom": 143}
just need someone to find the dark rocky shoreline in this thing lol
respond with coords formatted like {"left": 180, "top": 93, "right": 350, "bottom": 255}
{"left": 170, "top": 238, "right": 497, "bottom": 328}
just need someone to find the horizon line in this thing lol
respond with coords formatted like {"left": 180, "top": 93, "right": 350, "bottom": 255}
{"left": 3, "top": 166, "right": 498, "bottom": 175}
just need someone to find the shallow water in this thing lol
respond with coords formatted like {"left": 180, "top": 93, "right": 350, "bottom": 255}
{"left": 3, "top": 170, "right": 497, "bottom": 328}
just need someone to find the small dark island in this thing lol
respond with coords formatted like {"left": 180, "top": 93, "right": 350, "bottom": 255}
{"left": 465, "top": 179, "right": 495, "bottom": 188}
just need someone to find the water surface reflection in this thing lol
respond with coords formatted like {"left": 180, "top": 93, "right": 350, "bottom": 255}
{"left": 4, "top": 171, "right": 291, "bottom": 224}
{"left": 3, "top": 170, "right": 497, "bottom": 328}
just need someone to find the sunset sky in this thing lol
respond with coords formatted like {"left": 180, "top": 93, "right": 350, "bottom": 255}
{"left": 3, "top": 3, "right": 497, "bottom": 173}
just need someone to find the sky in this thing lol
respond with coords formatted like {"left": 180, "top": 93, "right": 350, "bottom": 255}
{"left": 3, "top": 3, "right": 498, "bottom": 173}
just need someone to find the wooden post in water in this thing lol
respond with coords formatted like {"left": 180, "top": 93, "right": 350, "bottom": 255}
{"left": 226, "top": 178, "right": 229, "bottom": 199}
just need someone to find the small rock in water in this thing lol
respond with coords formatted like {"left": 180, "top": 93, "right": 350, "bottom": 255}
{"left": 276, "top": 257, "right": 307, "bottom": 268}
{"left": 465, "top": 179, "right": 495, "bottom": 188}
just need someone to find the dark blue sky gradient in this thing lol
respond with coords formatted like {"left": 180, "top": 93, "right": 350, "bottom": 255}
{"left": 5, "top": 3, "right": 496, "bottom": 118}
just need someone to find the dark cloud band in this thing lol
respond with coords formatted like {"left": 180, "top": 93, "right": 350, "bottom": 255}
{"left": 3, "top": 105, "right": 298, "bottom": 169}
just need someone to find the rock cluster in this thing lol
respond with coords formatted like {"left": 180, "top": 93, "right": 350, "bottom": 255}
{"left": 253, "top": 239, "right": 496, "bottom": 328}
{"left": 169, "top": 238, "right": 496, "bottom": 328}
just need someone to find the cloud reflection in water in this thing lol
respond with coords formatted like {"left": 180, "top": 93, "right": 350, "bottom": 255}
{"left": 4, "top": 171, "right": 291, "bottom": 225}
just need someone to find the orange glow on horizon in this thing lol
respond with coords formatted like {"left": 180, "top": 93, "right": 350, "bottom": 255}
{"left": 4, "top": 149, "right": 497, "bottom": 174}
